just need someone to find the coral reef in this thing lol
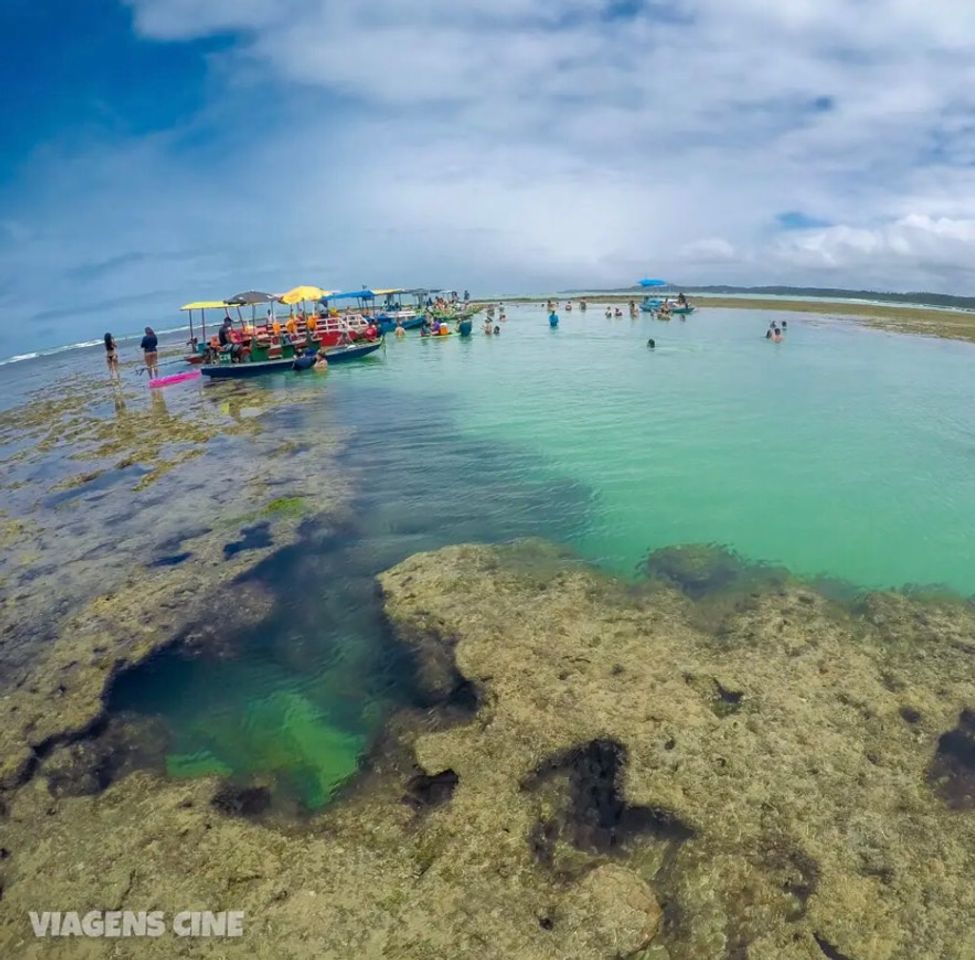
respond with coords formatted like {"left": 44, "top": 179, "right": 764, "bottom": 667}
{"left": 0, "top": 541, "right": 973, "bottom": 958}
{"left": 0, "top": 372, "right": 354, "bottom": 789}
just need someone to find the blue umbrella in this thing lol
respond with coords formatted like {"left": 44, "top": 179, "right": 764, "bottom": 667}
{"left": 638, "top": 278, "right": 667, "bottom": 287}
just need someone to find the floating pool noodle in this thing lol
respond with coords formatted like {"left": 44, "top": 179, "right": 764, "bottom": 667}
{"left": 148, "top": 370, "right": 202, "bottom": 389}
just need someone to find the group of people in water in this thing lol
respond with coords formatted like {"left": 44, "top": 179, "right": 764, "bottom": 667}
{"left": 548, "top": 292, "right": 691, "bottom": 319}
{"left": 482, "top": 302, "right": 505, "bottom": 335}
{"left": 105, "top": 291, "right": 795, "bottom": 384}
{"left": 104, "top": 328, "right": 159, "bottom": 378}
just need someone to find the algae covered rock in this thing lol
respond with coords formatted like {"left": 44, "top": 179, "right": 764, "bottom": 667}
{"left": 2, "top": 539, "right": 975, "bottom": 960}
{"left": 643, "top": 543, "right": 747, "bottom": 597}
{"left": 379, "top": 541, "right": 975, "bottom": 960}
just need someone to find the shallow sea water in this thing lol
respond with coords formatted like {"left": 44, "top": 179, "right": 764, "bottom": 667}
{"left": 6, "top": 303, "right": 975, "bottom": 807}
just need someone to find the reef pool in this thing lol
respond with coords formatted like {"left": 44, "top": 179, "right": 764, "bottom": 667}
{"left": 3, "top": 302, "right": 974, "bottom": 808}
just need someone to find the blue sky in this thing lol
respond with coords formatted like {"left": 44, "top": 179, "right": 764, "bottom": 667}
{"left": 4, "top": 0, "right": 975, "bottom": 357}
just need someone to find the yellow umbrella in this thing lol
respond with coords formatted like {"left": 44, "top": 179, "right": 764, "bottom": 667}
{"left": 278, "top": 285, "right": 330, "bottom": 305}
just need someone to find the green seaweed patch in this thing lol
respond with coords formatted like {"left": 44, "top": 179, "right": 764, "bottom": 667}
{"left": 167, "top": 749, "right": 234, "bottom": 780}
{"left": 173, "top": 689, "right": 366, "bottom": 809}
{"left": 220, "top": 495, "right": 310, "bottom": 529}
{"left": 266, "top": 496, "right": 308, "bottom": 517}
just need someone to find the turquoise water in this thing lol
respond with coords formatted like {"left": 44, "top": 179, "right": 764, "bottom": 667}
{"left": 343, "top": 305, "right": 975, "bottom": 592}
{"left": 103, "top": 304, "right": 975, "bottom": 806}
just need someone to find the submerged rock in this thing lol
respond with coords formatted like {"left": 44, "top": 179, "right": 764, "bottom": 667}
{"left": 1, "top": 540, "right": 974, "bottom": 959}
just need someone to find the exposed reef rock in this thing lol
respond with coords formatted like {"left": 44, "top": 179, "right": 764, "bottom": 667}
{"left": 379, "top": 541, "right": 975, "bottom": 959}
{"left": 0, "top": 372, "right": 356, "bottom": 791}
{"left": 1, "top": 540, "right": 974, "bottom": 959}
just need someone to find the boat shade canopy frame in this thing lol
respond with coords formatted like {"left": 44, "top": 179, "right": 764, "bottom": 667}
{"left": 279, "top": 285, "right": 330, "bottom": 304}
{"left": 225, "top": 290, "right": 276, "bottom": 305}
{"left": 181, "top": 300, "right": 232, "bottom": 310}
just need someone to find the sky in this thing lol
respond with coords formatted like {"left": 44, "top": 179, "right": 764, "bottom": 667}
{"left": 4, "top": 0, "right": 975, "bottom": 357}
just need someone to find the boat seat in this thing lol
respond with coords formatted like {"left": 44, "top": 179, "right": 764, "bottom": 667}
{"left": 267, "top": 345, "right": 283, "bottom": 359}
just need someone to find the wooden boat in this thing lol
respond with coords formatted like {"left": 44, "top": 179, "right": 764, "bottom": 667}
{"left": 201, "top": 339, "right": 383, "bottom": 378}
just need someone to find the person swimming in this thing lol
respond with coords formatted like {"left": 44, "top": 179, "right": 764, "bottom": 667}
{"left": 395, "top": 319, "right": 405, "bottom": 337}
{"left": 493, "top": 325, "right": 501, "bottom": 335}
{"left": 614, "top": 307, "right": 623, "bottom": 317}
{"left": 647, "top": 338, "right": 655, "bottom": 349}
{"left": 604, "top": 307, "right": 612, "bottom": 318}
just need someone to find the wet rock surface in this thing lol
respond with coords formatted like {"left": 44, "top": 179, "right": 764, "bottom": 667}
{"left": 0, "top": 373, "right": 354, "bottom": 791}
{"left": 0, "top": 540, "right": 974, "bottom": 958}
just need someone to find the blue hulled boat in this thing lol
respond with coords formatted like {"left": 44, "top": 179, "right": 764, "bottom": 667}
{"left": 201, "top": 339, "right": 383, "bottom": 379}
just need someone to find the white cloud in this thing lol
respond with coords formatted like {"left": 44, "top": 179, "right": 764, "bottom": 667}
{"left": 680, "top": 238, "right": 737, "bottom": 263}
{"left": 775, "top": 215, "right": 975, "bottom": 279}
{"left": 6, "top": 0, "right": 975, "bottom": 355}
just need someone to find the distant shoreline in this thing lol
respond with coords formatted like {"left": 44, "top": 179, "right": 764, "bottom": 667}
{"left": 476, "top": 294, "right": 975, "bottom": 344}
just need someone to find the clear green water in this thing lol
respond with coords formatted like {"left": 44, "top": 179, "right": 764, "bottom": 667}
{"left": 109, "top": 305, "right": 975, "bottom": 807}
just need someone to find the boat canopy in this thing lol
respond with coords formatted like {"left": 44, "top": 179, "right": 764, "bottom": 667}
{"left": 326, "top": 289, "right": 376, "bottom": 301}
{"left": 279, "top": 285, "right": 330, "bottom": 304}
{"left": 638, "top": 278, "right": 667, "bottom": 288}
{"left": 372, "top": 288, "right": 404, "bottom": 296}
{"left": 226, "top": 290, "right": 276, "bottom": 305}
{"left": 181, "top": 300, "right": 231, "bottom": 310}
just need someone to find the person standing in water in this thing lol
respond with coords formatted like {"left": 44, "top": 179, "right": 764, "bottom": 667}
{"left": 140, "top": 326, "right": 158, "bottom": 377}
{"left": 104, "top": 333, "right": 119, "bottom": 377}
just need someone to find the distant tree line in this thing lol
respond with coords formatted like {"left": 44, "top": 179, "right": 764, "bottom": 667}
{"left": 562, "top": 285, "right": 975, "bottom": 309}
